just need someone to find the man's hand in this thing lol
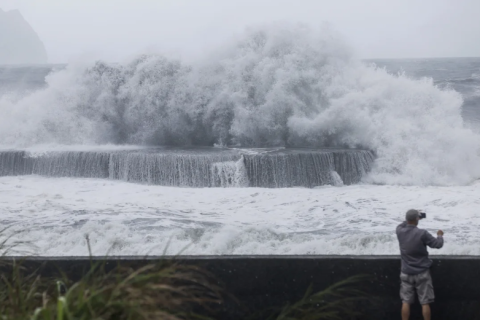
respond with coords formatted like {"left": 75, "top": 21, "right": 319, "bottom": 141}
{"left": 437, "top": 230, "right": 444, "bottom": 236}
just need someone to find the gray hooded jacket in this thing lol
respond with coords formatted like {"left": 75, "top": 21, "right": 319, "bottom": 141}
{"left": 396, "top": 221, "right": 444, "bottom": 275}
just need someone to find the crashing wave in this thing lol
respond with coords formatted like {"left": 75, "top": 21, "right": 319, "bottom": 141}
{"left": 0, "top": 23, "right": 479, "bottom": 185}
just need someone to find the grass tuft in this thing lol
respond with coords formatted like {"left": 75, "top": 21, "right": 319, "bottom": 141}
{"left": 1, "top": 259, "right": 224, "bottom": 320}
{"left": 1, "top": 234, "right": 369, "bottom": 320}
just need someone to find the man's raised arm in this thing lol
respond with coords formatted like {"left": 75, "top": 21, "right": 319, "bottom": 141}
{"left": 423, "top": 230, "right": 444, "bottom": 249}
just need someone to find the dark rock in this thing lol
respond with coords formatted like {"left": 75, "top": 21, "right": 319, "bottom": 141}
{"left": 0, "top": 9, "right": 48, "bottom": 64}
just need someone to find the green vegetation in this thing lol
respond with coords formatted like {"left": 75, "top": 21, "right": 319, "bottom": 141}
{"left": 1, "top": 259, "right": 223, "bottom": 320}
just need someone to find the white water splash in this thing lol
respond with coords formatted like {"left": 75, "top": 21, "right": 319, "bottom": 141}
{"left": 1, "top": 23, "right": 480, "bottom": 185}
{"left": 2, "top": 176, "right": 480, "bottom": 256}
{"left": 212, "top": 157, "right": 249, "bottom": 187}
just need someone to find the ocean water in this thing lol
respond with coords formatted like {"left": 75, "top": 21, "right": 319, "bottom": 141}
{"left": 370, "top": 58, "right": 480, "bottom": 126}
{"left": 0, "top": 24, "right": 479, "bottom": 256}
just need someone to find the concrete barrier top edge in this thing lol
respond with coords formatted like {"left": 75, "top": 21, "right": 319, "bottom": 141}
{"left": 1, "top": 255, "right": 479, "bottom": 261}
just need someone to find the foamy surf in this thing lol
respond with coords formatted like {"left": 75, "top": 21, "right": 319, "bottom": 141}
{"left": 1, "top": 176, "right": 479, "bottom": 256}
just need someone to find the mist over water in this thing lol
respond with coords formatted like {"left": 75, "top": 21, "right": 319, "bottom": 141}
{"left": 1, "top": 23, "right": 480, "bottom": 185}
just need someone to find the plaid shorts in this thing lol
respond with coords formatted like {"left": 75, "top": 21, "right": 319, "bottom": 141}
{"left": 400, "top": 269, "right": 435, "bottom": 305}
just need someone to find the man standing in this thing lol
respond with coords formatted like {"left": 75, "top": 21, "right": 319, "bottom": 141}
{"left": 396, "top": 209, "right": 444, "bottom": 320}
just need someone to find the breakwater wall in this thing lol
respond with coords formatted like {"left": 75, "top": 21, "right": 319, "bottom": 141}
{"left": 1, "top": 255, "right": 479, "bottom": 319}
{"left": 0, "top": 148, "right": 375, "bottom": 187}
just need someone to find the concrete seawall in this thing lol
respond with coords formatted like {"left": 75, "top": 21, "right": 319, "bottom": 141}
{"left": 2, "top": 255, "right": 479, "bottom": 319}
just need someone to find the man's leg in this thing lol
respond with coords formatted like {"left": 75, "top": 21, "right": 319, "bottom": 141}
{"left": 400, "top": 273, "right": 414, "bottom": 320}
{"left": 415, "top": 270, "right": 434, "bottom": 320}
{"left": 402, "top": 303, "right": 410, "bottom": 320}
{"left": 422, "top": 304, "right": 431, "bottom": 320}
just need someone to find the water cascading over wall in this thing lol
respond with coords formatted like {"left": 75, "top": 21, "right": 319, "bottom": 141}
{"left": 108, "top": 150, "right": 241, "bottom": 187}
{"left": 0, "top": 151, "right": 33, "bottom": 176}
{"left": 0, "top": 148, "right": 375, "bottom": 187}
{"left": 243, "top": 149, "right": 375, "bottom": 187}
{"left": 0, "top": 151, "right": 111, "bottom": 178}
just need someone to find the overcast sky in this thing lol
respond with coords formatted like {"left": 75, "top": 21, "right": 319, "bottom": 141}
{"left": 1, "top": 0, "right": 480, "bottom": 63}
